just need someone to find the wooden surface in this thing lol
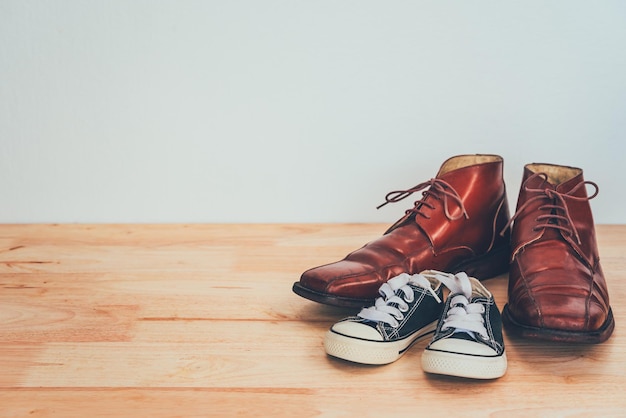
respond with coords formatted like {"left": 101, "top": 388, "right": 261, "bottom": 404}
{"left": 0, "top": 224, "right": 624, "bottom": 417}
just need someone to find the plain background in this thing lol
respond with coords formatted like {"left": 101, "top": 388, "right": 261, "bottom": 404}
{"left": 1, "top": 1, "right": 625, "bottom": 224}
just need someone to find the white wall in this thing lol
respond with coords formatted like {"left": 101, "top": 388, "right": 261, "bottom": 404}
{"left": 1, "top": 1, "right": 625, "bottom": 223}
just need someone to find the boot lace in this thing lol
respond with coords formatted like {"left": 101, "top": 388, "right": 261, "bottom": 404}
{"left": 435, "top": 271, "right": 488, "bottom": 339}
{"left": 376, "top": 178, "right": 469, "bottom": 221}
{"left": 502, "top": 172, "right": 598, "bottom": 245}
{"left": 357, "top": 272, "right": 441, "bottom": 328}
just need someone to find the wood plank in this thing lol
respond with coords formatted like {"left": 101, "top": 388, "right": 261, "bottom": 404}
{"left": 0, "top": 388, "right": 621, "bottom": 417}
{"left": 1, "top": 224, "right": 625, "bottom": 416}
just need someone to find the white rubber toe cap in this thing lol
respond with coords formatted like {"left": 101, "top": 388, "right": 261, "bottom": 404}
{"left": 330, "top": 321, "right": 383, "bottom": 341}
{"left": 428, "top": 338, "right": 498, "bottom": 356}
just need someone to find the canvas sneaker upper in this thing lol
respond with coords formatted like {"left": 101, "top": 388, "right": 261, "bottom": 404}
{"left": 422, "top": 271, "right": 507, "bottom": 379}
{"left": 324, "top": 271, "right": 446, "bottom": 365}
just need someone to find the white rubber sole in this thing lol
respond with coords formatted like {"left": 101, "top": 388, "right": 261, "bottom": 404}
{"left": 324, "top": 321, "right": 437, "bottom": 365}
{"left": 421, "top": 349, "right": 507, "bottom": 379}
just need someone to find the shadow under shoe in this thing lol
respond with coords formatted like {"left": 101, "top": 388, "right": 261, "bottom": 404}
{"left": 293, "top": 154, "right": 511, "bottom": 308}
{"left": 503, "top": 163, "right": 615, "bottom": 344}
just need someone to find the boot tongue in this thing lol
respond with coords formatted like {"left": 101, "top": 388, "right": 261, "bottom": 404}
{"left": 511, "top": 167, "right": 552, "bottom": 257}
{"left": 554, "top": 171, "right": 598, "bottom": 265}
{"left": 512, "top": 165, "right": 595, "bottom": 264}
{"left": 532, "top": 166, "right": 585, "bottom": 246}
{"left": 406, "top": 165, "right": 475, "bottom": 244}
{"left": 383, "top": 168, "right": 465, "bottom": 237}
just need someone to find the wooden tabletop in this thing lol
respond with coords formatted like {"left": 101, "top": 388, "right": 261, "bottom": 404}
{"left": 1, "top": 224, "right": 624, "bottom": 417}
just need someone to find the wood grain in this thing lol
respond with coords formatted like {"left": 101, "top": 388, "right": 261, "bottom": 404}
{"left": 0, "top": 224, "right": 624, "bottom": 417}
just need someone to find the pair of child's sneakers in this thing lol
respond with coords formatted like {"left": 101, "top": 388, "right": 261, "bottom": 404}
{"left": 324, "top": 270, "right": 507, "bottom": 379}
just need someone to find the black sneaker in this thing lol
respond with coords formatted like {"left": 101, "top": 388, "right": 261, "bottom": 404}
{"left": 324, "top": 271, "right": 444, "bottom": 365}
{"left": 421, "top": 271, "right": 507, "bottom": 379}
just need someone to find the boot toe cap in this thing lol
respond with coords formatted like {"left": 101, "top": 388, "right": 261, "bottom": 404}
{"left": 299, "top": 260, "right": 382, "bottom": 298}
{"left": 509, "top": 293, "right": 609, "bottom": 333}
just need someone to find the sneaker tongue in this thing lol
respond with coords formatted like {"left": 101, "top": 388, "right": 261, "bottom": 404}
{"left": 451, "top": 329, "right": 477, "bottom": 340}
{"left": 362, "top": 319, "right": 382, "bottom": 328}
{"left": 450, "top": 297, "right": 478, "bottom": 340}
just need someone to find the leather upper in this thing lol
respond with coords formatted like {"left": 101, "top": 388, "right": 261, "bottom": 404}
{"left": 507, "top": 164, "right": 611, "bottom": 333}
{"left": 298, "top": 154, "right": 511, "bottom": 300}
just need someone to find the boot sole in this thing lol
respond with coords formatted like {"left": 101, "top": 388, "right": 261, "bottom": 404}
{"left": 502, "top": 304, "right": 615, "bottom": 344}
{"left": 324, "top": 321, "right": 437, "bottom": 365}
{"left": 292, "top": 244, "right": 510, "bottom": 308}
{"left": 422, "top": 349, "right": 507, "bottom": 379}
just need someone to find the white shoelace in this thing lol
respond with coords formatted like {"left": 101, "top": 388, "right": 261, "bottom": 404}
{"left": 435, "top": 271, "right": 488, "bottom": 339}
{"left": 357, "top": 272, "right": 441, "bottom": 328}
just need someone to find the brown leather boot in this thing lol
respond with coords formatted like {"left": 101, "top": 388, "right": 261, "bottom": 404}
{"left": 292, "top": 154, "right": 511, "bottom": 307}
{"left": 502, "top": 163, "right": 615, "bottom": 343}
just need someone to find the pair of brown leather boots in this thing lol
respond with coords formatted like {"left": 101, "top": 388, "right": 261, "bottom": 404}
{"left": 292, "top": 154, "right": 614, "bottom": 344}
